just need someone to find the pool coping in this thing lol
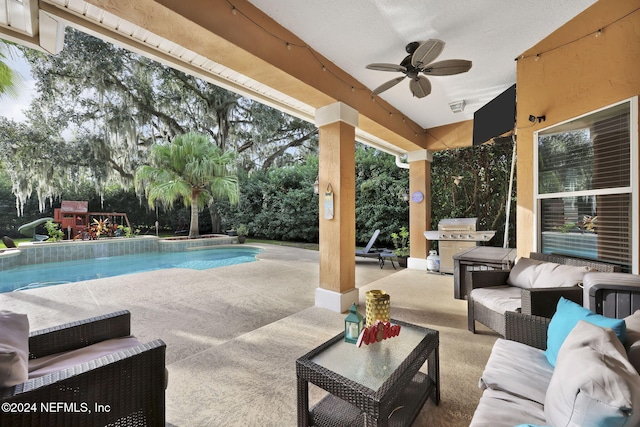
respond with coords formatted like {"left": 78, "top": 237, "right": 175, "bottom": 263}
{"left": 0, "top": 235, "right": 241, "bottom": 271}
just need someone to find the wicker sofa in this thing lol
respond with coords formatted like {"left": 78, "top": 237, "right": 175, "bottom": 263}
{"left": 0, "top": 310, "right": 166, "bottom": 426}
{"left": 470, "top": 273, "right": 640, "bottom": 426}
{"left": 471, "top": 309, "right": 640, "bottom": 425}
{"left": 467, "top": 252, "right": 618, "bottom": 336}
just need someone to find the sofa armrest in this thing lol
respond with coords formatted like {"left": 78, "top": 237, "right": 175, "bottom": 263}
{"left": 29, "top": 311, "right": 131, "bottom": 359}
{"left": 1, "top": 339, "right": 166, "bottom": 426}
{"left": 521, "top": 287, "right": 583, "bottom": 318}
{"left": 504, "top": 311, "right": 550, "bottom": 350}
{"left": 469, "top": 270, "right": 511, "bottom": 290}
{"left": 584, "top": 272, "right": 640, "bottom": 317}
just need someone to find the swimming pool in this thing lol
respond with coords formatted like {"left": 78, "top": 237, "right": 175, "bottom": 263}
{"left": 0, "top": 247, "right": 262, "bottom": 293}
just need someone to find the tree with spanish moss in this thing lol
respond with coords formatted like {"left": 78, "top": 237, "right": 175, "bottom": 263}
{"left": 6, "top": 28, "right": 316, "bottom": 225}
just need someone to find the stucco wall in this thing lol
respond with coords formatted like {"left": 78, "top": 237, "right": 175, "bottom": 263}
{"left": 515, "top": 0, "right": 640, "bottom": 258}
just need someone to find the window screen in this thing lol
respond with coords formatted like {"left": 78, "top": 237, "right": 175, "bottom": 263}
{"left": 536, "top": 101, "right": 634, "bottom": 271}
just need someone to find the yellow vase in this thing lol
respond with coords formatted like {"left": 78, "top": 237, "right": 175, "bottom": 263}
{"left": 365, "top": 290, "right": 390, "bottom": 327}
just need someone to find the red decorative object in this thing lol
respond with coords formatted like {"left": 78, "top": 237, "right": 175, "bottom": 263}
{"left": 356, "top": 320, "right": 401, "bottom": 347}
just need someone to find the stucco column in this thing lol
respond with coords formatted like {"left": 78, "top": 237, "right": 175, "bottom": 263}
{"left": 407, "top": 149, "right": 433, "bottom": 270}
{"left": 314, "top": 102, "right": 358, "bottom": 313}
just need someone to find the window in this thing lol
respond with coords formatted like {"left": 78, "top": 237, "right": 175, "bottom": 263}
{"left": 535, "top": 98, "right": 638, "bottom": 272}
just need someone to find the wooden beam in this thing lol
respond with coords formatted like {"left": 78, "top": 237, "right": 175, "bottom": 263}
{"left": 85, "top": 0, "right": 427, "bottom": 151}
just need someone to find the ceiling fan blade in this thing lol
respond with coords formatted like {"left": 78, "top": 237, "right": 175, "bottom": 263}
{"left": 421, "top": 59, "right": 472, "bottom": 76}
{"left": 372, "top": 76, "right": 406, "bottom": 95}
{"left": 411, "top": 39, "right": 445, "bottom": 68}
{"left": 366, "top": 63, "right": 407, "bottom": 73}
{"left": 409, "top": 76, "right": 431, "bottom": 98}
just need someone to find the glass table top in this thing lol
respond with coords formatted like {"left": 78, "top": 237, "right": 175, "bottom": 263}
{"left": 310, "top": 322, "right": 432, "bottom": 391}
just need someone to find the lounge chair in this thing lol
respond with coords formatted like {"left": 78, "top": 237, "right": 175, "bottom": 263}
{"left": 355, "top": 229, "right": 381, "bottom": 259}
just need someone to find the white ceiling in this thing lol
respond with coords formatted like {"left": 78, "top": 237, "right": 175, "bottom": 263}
{"left": 1, "top": 0, "right": 597, "bottom": 132}
{"left": 247, "top": 0, "right": 597, "bottom": 129}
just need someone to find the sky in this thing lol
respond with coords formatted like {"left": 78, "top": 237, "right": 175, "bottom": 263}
{"left": 0, "top": 52, "right": 36, "bottom": 122}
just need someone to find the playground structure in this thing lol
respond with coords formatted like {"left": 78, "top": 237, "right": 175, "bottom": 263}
{"left": 53, "top": 201, "right": 131, "bottom": 240}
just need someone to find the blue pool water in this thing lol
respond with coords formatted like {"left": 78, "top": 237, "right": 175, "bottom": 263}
{"left": 0, "top": 247, "right": 262, "bottom": 293}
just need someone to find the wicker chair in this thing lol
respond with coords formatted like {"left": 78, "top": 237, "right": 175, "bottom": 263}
{"left": 504, "top": 311, "right": 551, "bottom": 350}
{"left": 0, "top": 310, "right": 166, "bottom": 427}
{"left": 583, "top": 272, "right": 640, "bottom": 318}
{"left": 503, "top": 289, "right": 640, "bottom": 351}
{"left": 468, "top": 252, "right": 618, "bottom": 336}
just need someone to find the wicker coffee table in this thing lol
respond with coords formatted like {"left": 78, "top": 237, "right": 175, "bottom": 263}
{"left": 296, "top": 319, "right": 439, "bottom": 427}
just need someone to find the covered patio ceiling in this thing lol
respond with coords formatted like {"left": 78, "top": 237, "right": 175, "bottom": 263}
{"left": 0, "top": 0, "right": 596, "bottom": 154}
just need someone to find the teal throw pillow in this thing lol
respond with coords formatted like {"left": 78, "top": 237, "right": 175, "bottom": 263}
{"left": 545, "top": 297, "right": 626, "bottom": 367}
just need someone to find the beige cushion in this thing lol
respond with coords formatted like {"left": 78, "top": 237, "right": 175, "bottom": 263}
{"left": 470, "top": 388, "right": 546, "bottom": 427}
{"left": 507, "top": 257, "right": 589, "bottom": 289}
{"left": 624, "top": 310, "right": 640, "bottom": 374}
{"left": 469, "top": 286, "right": 522, "bottom": 314}
{"left": 544, "top": 320, "right": 640, "bottom": 427}
{"left": 28, "top": 336, "right": 142, "bottom": 379}
{"left": 0, "top": 310, "right": 29, "bottom": 387}
{"left": 479, "top": 338, "right": 554, "bottom": 405}
{"left": 506, "top": 257, "right": 544, "bottom": 288}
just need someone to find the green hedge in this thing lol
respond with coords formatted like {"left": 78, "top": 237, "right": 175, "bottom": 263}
{"left": 0, "top": 142, "right": 514, "bottom": 248}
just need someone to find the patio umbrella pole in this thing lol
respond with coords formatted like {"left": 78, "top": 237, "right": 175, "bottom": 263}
{"left": 503, "top": 135, "right": 516, "bottom": 248}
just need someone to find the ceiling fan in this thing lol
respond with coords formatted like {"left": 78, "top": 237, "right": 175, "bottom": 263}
{"left": 366, "top": 39, "right": 472, "bottom": 98}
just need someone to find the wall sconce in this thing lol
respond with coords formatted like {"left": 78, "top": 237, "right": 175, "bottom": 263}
{"left": 449, "top": 100, "right": 466, "bottom": 113}
{"left": 313, "top": 177, "right": 319, "bottom": 195}
{"left": 528, "top": 115, "right": 546, "bottom": 123}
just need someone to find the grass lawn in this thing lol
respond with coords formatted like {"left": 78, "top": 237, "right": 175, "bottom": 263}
{"left": 245, "top": 238, "right": 319, "bottom": 251}
{"left": 1, "top": 237, "right": 30, "bottom": 248}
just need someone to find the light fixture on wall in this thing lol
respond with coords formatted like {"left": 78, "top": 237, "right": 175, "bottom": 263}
{"left": 449, "top": 100, "right": 466, "bottom": 113}
{"left": 528, "top": 115, "right": 546, "bottom": 123}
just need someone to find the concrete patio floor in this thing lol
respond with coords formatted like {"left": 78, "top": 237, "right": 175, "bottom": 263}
{"left": 0, "top": 243, "right": 497, "bottom": 426}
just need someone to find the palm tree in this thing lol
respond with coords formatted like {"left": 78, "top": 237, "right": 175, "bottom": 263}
{"left": 0, "top": 40, "right": 22, "bottom": 98}
{"left": 135, "top": 132, "right": 239, "bottom": 238}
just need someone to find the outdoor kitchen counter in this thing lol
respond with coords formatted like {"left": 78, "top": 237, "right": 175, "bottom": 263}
{"left": 424, "top": 218, "right": 496, "bottom": 275}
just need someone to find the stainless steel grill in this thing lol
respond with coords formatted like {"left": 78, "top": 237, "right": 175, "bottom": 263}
{"left": 424, "top": 218, "right": 496, "bottom": 274}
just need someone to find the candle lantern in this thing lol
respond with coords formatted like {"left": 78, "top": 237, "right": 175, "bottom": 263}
{"left": 365, "top": 290, "right": 390, "bottom": 327}
{"left": 344, "top": 303, "right": 364, "bottom": 344}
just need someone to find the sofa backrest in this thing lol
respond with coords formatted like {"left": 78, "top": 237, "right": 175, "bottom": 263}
{"left": 530, "top": 252, "right": 619, "bottom": 273}
{"left": 506, "top": 253, "right": 618, "bottom": 290}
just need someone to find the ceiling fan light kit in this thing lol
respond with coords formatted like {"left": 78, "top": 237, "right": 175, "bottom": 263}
{"left": 366, "top": 39, "right": 472, "bottom": 99}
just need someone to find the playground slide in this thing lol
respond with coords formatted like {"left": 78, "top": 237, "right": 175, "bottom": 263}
{"left": 18, "top": 217, "right": 54, "bottom": 241}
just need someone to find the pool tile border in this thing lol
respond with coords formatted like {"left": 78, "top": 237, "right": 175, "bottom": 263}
{"left": 0, "top": 235, "right": 238, "bottom": 270}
